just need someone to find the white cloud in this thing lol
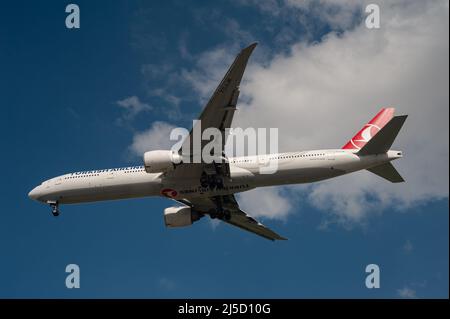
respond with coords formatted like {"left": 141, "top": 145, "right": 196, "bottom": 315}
{"left": 397, "top": 286, "right": 417, "bottom": 299}
{"left": 179, "top": 42, "right": 246, "bottom": 106}
{"left": 285, "top": 0, "right": 362, "bottom": 31}
{"left": 129, "top": 121, "right": 177, "bottom": 156}
{"left": 168, "top": 19, "right": 259, "bottom": 108}
{"left": 116, "top": 96, "right": 152, "bottom": 124}
{"left": 208, "top": 218, "right": 222, "bottom": 230}
{"left": 237, "top": 186, "right": 294, "bottom": 220}
{"left": 234, "top": 0, "right": 284, "bottom": 16}
{"left": 236, "top": 0, "right": 363, "bottom": 42}
{"left": 234, "top": 0, "right": 449, "bottom": 223}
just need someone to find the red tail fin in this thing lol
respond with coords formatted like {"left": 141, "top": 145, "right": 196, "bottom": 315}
{"left": 342, "top": 108, "right": 395, "bottom": 150}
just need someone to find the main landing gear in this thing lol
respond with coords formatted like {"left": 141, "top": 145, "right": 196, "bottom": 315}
{"left": 208, "top": 208, "right": 231, "bottom": 221}
{"left": 208, "top": 196, "right": 231, "bottom": 221}
{"left": 48, "top": 201, "right": 60, "bottom": 217}
{"left": 200, "top": 172, "right": 224, "bottom": 190}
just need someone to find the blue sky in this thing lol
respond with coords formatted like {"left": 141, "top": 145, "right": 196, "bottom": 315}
{"left": 1, "top": 0, "right": 448, "bottom": 298}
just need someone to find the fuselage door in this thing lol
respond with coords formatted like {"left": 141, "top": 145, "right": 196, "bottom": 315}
{"left": 100, "top": 171, "right": 115, "bottom": 188}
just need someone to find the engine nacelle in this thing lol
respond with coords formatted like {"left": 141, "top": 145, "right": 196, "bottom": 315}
{"left": 164, "top": 206, "right": 202, "bottom": 228}
{"left": 143, "top": 150, "right": 182, "bottom": 173}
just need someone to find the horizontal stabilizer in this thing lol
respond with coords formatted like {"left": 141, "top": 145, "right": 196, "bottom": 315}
{"left": 358, "top": 115, "right": 407, "bottom": 155}
{"left": 367, "top": 162, "right": 405, "bottom": 183}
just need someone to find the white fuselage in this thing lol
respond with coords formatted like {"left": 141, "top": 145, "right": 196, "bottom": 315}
{"left": 28, "top": 149, "right": 402, "bottom": 204}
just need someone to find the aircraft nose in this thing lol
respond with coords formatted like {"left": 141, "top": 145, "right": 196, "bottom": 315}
{"left": 28, "top": 186, "right": 41, "bottom": 201}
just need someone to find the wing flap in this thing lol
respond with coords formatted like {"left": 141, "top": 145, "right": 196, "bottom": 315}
{"left": 224, "top": 209, "right": 287, "bottom": 241}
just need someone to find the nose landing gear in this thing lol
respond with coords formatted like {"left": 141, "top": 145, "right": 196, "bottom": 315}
{"left": 208, "top": 196, "right": 232, "bottom": 221}
{"left": 48, "top": 201, "right": 60, "bottom": 217}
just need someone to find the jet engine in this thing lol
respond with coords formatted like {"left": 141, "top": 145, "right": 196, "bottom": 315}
{"left": 163, "top": 206, "right": 203, "bottom": 228}
{"left": 143, "top": 150, "right": 182, "bottom": 173}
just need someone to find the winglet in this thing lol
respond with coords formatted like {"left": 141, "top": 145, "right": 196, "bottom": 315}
{"left": 235, "top": 42, "right": 257, "bottom": 68}
{"left": 242, "top": 42, "right": 258, "bottom": 52}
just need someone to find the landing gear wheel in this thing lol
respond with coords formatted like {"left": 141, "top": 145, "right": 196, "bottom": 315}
{"left": 49, "top": 202, "right": 60, "bottom": 217}
{"left": 200, "top": 174, "right": 209, "bottom": 188}
{"left": 214, "top": 176, "right": 224, "bottom": 189}
{"left": 208, "top": 209, "right": 218, "bottom": 219}
{"left": 207, "top": 175, "right": 216, "bottom": 189}
{"left": 223, "top": 209, "right": 231, "bottom": 221}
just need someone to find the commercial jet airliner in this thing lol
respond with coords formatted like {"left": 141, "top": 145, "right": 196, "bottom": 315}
{"left": 28, "top": 43, "right": 407, "bottom": 240}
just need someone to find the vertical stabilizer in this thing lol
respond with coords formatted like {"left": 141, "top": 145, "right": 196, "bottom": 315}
{"left": 342, "top": 108, "right": 395, "bottom": 151}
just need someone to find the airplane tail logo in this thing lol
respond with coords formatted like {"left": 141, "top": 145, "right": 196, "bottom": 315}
{"left": 342, "top": 108, "right": 395, "bottom": 150}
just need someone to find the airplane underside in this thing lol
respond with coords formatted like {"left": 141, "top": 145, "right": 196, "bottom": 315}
{"left": 29, "top": 43, "right": 407, "bottom": 240}
{"left": 53, "top": 162, "right": 351, "bottom": 205}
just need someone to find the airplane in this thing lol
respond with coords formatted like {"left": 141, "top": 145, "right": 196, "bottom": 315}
{"left": 28, "top": 43, "right": 407, "bottom": 241}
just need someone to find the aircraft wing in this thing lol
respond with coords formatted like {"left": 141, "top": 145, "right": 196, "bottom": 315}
{"left": 179, "top": 42, "right": 257, "bottom": 156}
{"left": 166, "top": 43, "right": 257, "bottom": 182}
{"left": 176, "top": 194, "right": 287, "bottom": 241}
